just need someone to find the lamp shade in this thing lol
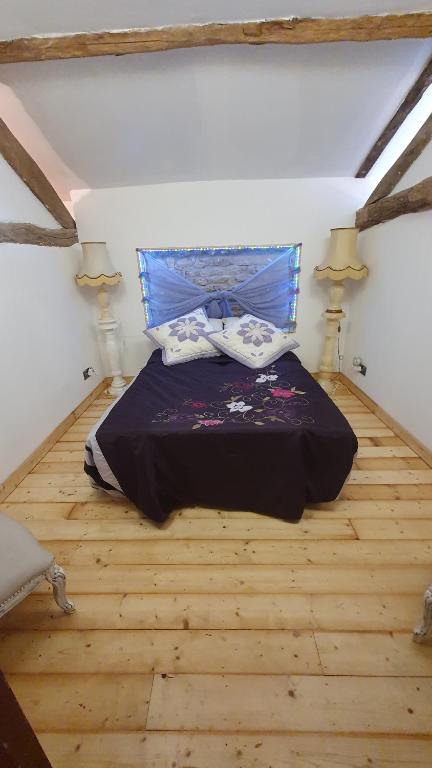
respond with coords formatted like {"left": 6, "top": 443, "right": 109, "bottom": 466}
{"left": 76, "top": 242, "right": 122, "bottom": 287}
{"left": 314, "top": 227, "right": 368, "bottom": 281}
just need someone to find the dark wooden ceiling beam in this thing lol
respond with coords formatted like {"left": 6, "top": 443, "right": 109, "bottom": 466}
{"left": 365, "top": 113, "right": 432, "bottom": 205}
{"left": 0, "top": 13, "right": 431, "bottom": 64}
{"left": 356, "top": 176, "right": 432, "bottom": 230}
{"left": 0, "top": 222, "right": 78, "bottom": 246}
{"left": 356, "top": 55, "right": 432, "bottom": 178}
{"left": 0, "top": 118, "right": 75, "bottom": 229}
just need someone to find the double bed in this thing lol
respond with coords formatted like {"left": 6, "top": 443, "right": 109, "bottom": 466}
{"left": 85, "top": 349, "right": 357, "bottom": 523}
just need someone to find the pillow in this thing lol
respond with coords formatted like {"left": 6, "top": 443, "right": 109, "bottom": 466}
{"left": 222, "top": 316, "right": 242, "bottom": 328}
{"left": 207, "top": 317, "right": 224, "bottom": 332}
{"left": 208, "top": 313, "right": 299, "bottom": 369}
{"left": 144, "top": 308, "right": 220, "bottom": 365}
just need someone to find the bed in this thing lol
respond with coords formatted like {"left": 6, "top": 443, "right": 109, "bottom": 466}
{"left": 84, "top": 349, "right": 357, "bottom": 523}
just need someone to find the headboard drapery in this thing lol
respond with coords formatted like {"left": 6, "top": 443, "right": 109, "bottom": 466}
{"left": 137, "top": 244, "right": 301, "bottom": 330}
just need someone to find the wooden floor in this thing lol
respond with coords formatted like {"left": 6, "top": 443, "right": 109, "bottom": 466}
{"left": 1, "top": 381, "right": 432, "bottom": 767}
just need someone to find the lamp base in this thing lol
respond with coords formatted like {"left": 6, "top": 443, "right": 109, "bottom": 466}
{"left": 317, "top": 280, "right": 345, "bottom": 391}
{"left": 317, "top": 373, "right": 338, "bottom": 393}
{"left": 107, "top": 377, "right": 127, "bottom": 398}
{"left": 97, "top": 286, "right": 127, "bottom": 398}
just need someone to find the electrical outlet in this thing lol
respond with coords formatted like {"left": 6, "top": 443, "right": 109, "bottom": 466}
{"left": 83, "top": 367, "right": 96, "bottom": 380}
{"left": 353, "top": 356, "right": 367, "bottom": 376}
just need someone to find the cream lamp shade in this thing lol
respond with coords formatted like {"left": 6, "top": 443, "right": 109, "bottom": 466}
{"left": 314, "top": 227, "right": 368, "bottom": 282}
{"left": 76, "top": 241, "right": 122, "bottom": 287}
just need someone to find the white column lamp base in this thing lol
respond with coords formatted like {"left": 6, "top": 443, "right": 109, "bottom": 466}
{"left": 317, "top": 281, "right": 345, "bottom": 392}
{"left": 97, "top": 287, "right": 127, "bottom": 398}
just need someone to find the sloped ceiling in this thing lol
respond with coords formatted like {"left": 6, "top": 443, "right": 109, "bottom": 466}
{"left": 0, "top": 1, "right": 431, "bottom": 197}
{"left": 1, "top": 1, "right": 431, "bottom": 38}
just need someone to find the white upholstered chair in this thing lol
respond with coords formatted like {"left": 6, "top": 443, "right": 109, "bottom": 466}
{"left": 0, "top": 513, "right": 75, "bottom": 618}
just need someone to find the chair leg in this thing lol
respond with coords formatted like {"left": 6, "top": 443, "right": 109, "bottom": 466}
{"left": 45, "top": 562, "right": 75, "bottom": 614}
{"left": 413, "top": 585, "right": 432, "bottom": 644}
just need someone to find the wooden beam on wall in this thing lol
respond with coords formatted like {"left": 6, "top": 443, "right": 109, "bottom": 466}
{"left": 0, "top": 118, "right": 75, "bottom": 229}
{"left": 355, "top": 176, "right": 432, "bottom": 230}
{"left": 0, "top": 222, "right": 78, "bottom": 246}
{"left": 0, "top": 13, "right": 431, "bottom": 64}
{"left": 356, "top": 56, "right": 432, "bottom": 178}
{"left": 366, "top": 113, "right": 432, "bottom": 205}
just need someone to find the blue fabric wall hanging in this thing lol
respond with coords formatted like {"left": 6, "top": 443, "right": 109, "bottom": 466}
{"left": 137, "top": 244, "right": 301, "bottom": 330}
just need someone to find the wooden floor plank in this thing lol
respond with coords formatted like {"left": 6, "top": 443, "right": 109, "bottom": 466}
{"left": 69, "top": 499, "right": 432, "bottom": 521}
{"left": 7, "top": 674, "right": 153, "bottom": 732}
{"left": 23, "top": 514, "right": 432, "bottom": 543}
{"left": 32, "top": 462, "right": 84, "bottom": 474}
{"left": 370, "top": 437, "right": 404, "bottom": 446}
{"left": 332, "top": 396, "right": 363, "bottom": 403}
{"left": 353, "top": 519, "right": 432, "bottom": 540}
{"left": 340, "top": 485, "right": 432, "bottom": 500}
{"left": 7, "top": 486, "right": 103, "bottom": 502}
{"left": 346, "top": 415, "right": 387, "bottom": 427}
{"left": 315, "top": 632, "right": 432, "bottom": 676}
{"left": 308, "top": 500, "right": 432, "bottom": 519}
{"left": 35, "top": 538, "right": 432, "bottom": 566}
{"left": 68, "top": 503, "right": 150, "bottom": 520}
{"left": 39, "top": 732, "right": 432, "bottom": 768}
{"left": 74, "top": 417, "right": 98, "bottom": 425}
{"left": 19, "top": 473, "right": 89, "bottom": 487}
{"left": 1, "top": 593, "right": 423, "bottom": 632}
{"left": 55, "top": 433, "right": 87, "bottom": 443}
{"left": 31, "top": 564, "right": 432, "bottom": 594}
{"left": 0, "top": 629, "right": 321, "bottom": 675}
{"left": 355, "top": 457, "right": 427, "bottom": 469}
{"left": 356, "top": 446, "right": 417, "bottom": 458}
{"left": 23, "top": 518, "right": 357, "bottom": 540}
{"left": 310, "top": 594, "right": 424, "bottom": 632}
{"left": 62, "top": 426, "right": 90, "bottom": 436}
{"left": 69, "top": 500, "right": 138, "bottom": 518}
{"left": 0, "top": 502, "right": 73, "bottom": 520}
{"left": 354, "top": 428, "right": 394, "bottom": 437}
{"left": 0, "top": 594, "right": 316, "bottom": 631}
{"left": 51, "top": 441, "right": 85, "bottom": 451}
{"left": 28, "top": 466, "right": 432, "bottom": 489}
{"left": 40, "top": 451, "right": 83, "bottom": 463}
{"left": 336, "top": 405, "right": 371, "bottom": 412}
{"left": 174, "top": 500, "right": 432, "bottom": 520}
{"left": 146, "top": 674, "right": 432, "bottom": 733}
{"left": 348, "top": 470, "right": 432, "bottom": 485}
{"left": 77, "top": 404, "right": 107, "bottom": 411}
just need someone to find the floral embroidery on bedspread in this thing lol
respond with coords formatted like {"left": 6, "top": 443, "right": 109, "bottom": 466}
{"left": 151, "top": 365, "right": 315, "bottom": 429}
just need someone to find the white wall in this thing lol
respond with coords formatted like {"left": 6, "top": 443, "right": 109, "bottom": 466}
{"left": 0, "top": 156, "right": 103, "bottom": 483}
{"left": 393, "top": 133, "right": 432, "bottom": 192}
{"left": 72, "top": 177, "right": 372, "bottom": 375}
{"left": 343, "top": 149, "right": 432, "bottom": 450}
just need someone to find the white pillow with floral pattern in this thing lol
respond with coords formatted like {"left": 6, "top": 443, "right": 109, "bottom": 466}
{"left": 144, "top": 308, "right": 220, "bottom": 365}
{"left": 208, "top": 313, "right": 299, "bottom": 369}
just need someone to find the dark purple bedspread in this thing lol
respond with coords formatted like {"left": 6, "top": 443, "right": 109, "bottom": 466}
{"left": 87, "top": 350, "right": 357, "bottom": 523}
